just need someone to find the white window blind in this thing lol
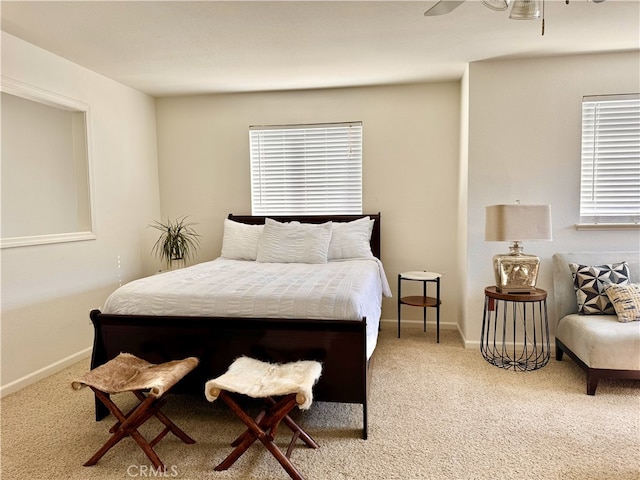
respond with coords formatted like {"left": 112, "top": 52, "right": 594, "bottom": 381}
{"left": 250, "top": 122, "right": 363, "bottom": 215}
{"left": 580, "top": 94, "right": 640, "bottom": 224}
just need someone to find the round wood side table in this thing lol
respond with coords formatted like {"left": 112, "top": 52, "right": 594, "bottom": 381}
{"left": 397, "top": 271, "right": 442, "bottom": 342}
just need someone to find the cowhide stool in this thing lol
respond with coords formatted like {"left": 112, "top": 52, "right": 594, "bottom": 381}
{"left": 205, "top": 356, "right": 322, "bottom": 480}
{"left": 72, "top": 353, "right": 199, "bottom": 470}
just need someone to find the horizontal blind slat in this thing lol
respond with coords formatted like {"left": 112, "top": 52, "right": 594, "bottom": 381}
{"left": 580, "top": 96, "right": 640, "bottom": 223}
{"left": 250, "top": 122, "right": 363, "bottom": 215}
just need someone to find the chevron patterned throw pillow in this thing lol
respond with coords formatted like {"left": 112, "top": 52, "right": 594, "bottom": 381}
{"left": 569, "top": 262, "right": 631, "bottom": 315}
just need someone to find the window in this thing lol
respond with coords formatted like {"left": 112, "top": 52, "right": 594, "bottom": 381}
{"left": 579, "top": 94, "right": 640, "bottom": 225}
{"left": 249, "top": 122, "right": 362, "bottom": 215}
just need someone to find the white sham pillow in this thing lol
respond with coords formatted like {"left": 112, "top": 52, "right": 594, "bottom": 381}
{"left": 328, "top": 216, "right": 374, "bottom": 260}
{"left": 220, "top": 219, "right": 264, "bottom": 261}
{"left": 256, "top": 219, "right": 332, "bottom": 264}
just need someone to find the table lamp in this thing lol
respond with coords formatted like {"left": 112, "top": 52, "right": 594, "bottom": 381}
{"left": 485, "top": 203, "right": 552, "bottom": 293}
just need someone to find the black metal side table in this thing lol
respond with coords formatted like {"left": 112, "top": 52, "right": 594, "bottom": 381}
{"left": 398, "top": 271, "right": 442, "bottom": 342}
{"left": 480, "top": 286, "right": 550, "bottom": 371}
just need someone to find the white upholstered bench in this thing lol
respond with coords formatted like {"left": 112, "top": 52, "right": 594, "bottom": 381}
{"left": 205, "top": 357, "right": 322, "bottom": 480}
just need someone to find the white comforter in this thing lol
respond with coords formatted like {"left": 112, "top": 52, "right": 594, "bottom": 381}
{"left": 103, "top": 257, "right": 392, "bottom": 358}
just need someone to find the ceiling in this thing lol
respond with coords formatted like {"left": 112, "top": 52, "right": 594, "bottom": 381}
{"left": 1, "top": 1, "right": 639, "bottom": 97}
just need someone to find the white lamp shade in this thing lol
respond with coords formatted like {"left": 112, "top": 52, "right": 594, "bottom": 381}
{"left": 485, "top": 204, "right": 552, "bottom": 242}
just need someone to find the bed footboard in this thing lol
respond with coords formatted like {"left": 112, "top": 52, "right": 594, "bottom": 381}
{"left": 89, "top": 310, "right": 371, "bottom": 438}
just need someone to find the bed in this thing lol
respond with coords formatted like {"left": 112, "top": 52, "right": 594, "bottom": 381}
{"left": 89, "top": 213, "right": 388, "bottom": 439}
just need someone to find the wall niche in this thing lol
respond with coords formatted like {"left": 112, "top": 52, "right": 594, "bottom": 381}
{"left": 1, "top": 78, "right": 95, "bottom": 248}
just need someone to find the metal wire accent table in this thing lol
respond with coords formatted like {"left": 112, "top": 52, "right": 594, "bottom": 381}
{"left": 480, "top": 286, "right": 550, "bottom": 371}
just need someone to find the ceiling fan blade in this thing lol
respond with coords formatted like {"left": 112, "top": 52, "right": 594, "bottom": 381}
{"left": 424, "top": 0, "right": 466, "bottom": 16}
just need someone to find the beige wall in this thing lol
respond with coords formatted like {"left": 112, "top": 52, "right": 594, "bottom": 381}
{"left": 0, "top": 33, "right": 161, "bottom": 394}
{"left": 465, "top": 51, "right": 640, "bottom": 346}
{"left": 155, "top": 83, "right": 463, "bottom": 325}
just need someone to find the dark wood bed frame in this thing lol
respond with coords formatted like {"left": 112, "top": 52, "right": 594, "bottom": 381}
{"left": 89, "top": 213, "right": 381, "bottom": 439}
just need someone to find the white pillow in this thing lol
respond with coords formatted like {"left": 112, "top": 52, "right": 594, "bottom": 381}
{"left": 328, "top": 216, "right": 374, "bottom": 260}
{"left": 256, "top": 219, "right": 332, "bottom": 264}
{"left": 220, "top": 219, "right": 264, "bottom": 261}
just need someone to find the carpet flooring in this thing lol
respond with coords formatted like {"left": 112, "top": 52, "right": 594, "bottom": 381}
{"left": 1, "top": 324, "right": 639, "bottom": 480}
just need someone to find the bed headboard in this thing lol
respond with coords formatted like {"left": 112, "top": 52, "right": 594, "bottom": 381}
{"left": 228, "top": 213, "right": 382, "bottom": 260}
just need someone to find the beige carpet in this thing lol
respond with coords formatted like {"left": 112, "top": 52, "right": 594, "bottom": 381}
{"left": 2, "top": 324, "right": 639, "bottom": 480}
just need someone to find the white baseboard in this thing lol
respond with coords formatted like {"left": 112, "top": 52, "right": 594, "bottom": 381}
{"left": 380, "top": 318, "right": 461, "bottom": 333}
{"left": 0, "top": 347, "right": 92, "bottom": 398}
{"left": 381, "top": 318, "right": 556, "bottom": 354}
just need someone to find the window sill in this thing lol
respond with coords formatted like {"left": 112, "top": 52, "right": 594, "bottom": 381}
{"left": 575, "top": 223, "right": 640, "bottom": 231}
{"left": 1, "top": 231, "right": 97, "bottom": 248}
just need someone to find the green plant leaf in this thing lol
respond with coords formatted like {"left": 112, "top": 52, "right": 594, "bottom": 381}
{"left": 149, "top": 216, "right": 201, "bottom": 267}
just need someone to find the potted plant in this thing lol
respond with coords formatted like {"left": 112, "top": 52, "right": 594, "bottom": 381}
{"left": 150, "top": 216, "right": 201, "bottom": 269}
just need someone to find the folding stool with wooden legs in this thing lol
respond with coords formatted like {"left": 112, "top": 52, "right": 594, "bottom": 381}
{"left": 72, "top": 353, "right": 199, "bottom": 471}
{"left": 205, "top": 356, "right": 322, "bottom": 480}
